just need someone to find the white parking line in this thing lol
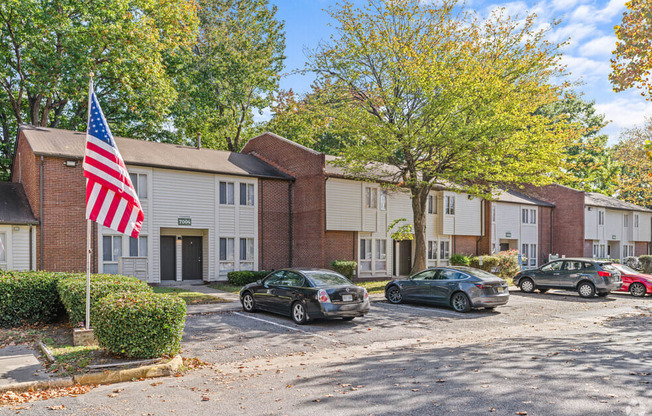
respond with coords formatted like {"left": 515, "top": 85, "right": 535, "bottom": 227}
{"left": 377, "top": 302, "right": 472, "bottom": 318}
{"left": 233, "top": 312, "right": 341, "bottom": 344}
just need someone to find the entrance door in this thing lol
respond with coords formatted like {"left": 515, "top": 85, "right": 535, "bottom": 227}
{"left": 182, "top": 236, "right": 202, "bottom": 280}
{"left": 398, "top": 240, "right": 412, "bottom": 276}
{"left": 499, "top": 242, "right": 510, "bottom": 252}
{"left": 160, "top": 236, "right": 176, "bottom": 281}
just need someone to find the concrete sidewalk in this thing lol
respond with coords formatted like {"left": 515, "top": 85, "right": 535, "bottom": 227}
{"left": 0, "top": 345, "right": 51, "bottom": 389}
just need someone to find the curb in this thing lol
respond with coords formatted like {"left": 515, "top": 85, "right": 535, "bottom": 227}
{"left": 0, "top": 355, "right": 183, "bottom": 394}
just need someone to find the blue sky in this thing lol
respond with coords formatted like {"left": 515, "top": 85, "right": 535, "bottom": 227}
{"left": 267, "top": 0, "right": 651, "bottom": 143}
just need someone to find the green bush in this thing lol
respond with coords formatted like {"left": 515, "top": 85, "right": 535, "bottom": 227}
{"left": 449, "top": 254, "right": 471, "bottom": 267}
{"left": 94, "top": 292, "right": 186, "bottom": 358}
{"left": 0, "top": 271, "right": 65, "bottom": 327}
{"left": 57, "top": 274, "right": 152, "bottom": 326}
{"left": 331, "top": 260, "right": 357, "bottom": 280}
{"left": 639, "top": 255, "right": 652, "bottom": 274}
{"left": 470, "top": 250, "right": 521, "bottom": 280}
{"left": 469, "top": 255, "right": 500, "bottom": 273}
{"left": 227, "top": 270, "right": 271, "bottom": 286}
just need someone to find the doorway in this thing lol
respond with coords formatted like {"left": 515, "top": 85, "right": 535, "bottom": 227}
{"left": 398, "top": 240, "right": 412, "bottom": 276}
{"left": 160, "top": 236, "right": 176, "bottom": 281}
{"left": 182, "top": 236, "right": 203, "bottom": 280}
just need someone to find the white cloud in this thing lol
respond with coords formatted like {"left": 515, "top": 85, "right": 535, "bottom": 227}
{"left": 560, "top": 55, "right": 611, "bottom": 82}
{"left": 547, "top": 22, "right": 598, "bottom": 45}
{"left": 551, "top": 0, "right": 590, "bottom": 11}
{"left": 571, "top": 0, "right": 627, "bottom": 23}
{"left": 596, "top": 97, "right": 652, "bottom": 142}
{"left": 578, "top": 35, "right": 617, "bottom": 57}
{"left": 252, "top": 106, "right": 272, "bottom": 123}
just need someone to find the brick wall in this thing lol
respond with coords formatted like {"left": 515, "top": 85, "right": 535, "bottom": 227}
{"left": 453, "top": 235, "right": 479, "bottom": 256}
{"left": 324, "top": 231, "right": 356, "bottom": 268}
{"left": 244, "top": 133, "right": 327, "bottom": 268}
{"left": 635, "top": 241, "right": 648, "bottom": 256}
{"left": 538, "top": 206, "right": 553, "bottom": 264}
{"left": 521, "top": 184, "right": 585, "bottom": 257}
{"left": 259, "top": 178, "right": 291, "bottom": 270}
{"left": 583, "top": 240, "right": 594, "bottom": 258}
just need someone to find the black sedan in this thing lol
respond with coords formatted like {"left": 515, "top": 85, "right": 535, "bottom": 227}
{"left": 385, "top": 266, "right": 509, "bottom": 312}
{"left": 239, "top": 268, "right": 370, "bottom": 324}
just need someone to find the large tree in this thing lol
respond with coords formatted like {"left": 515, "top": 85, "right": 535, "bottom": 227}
{"left": 610, "top": 0, "right": 652, "bottom": 99}
{"left": 172, "top": 0, "right": 285, "bottom": 151}
{"left": 613, "top": 118, "right": 652, "bottom": 208}
{"left": 0, "top": 0, "right": 198, "bottom": 178}
{"left": 308, "top": 0, "right": 580, "bottom": 273}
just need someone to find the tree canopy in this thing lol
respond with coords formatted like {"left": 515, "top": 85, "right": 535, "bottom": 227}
{"left": 306, "top": 0, "right": 580, "bottom": 272}
{"left": 613, "top": 118, "right": 652, "bottom": 208}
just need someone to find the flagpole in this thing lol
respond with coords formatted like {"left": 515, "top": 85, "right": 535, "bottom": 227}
{"left": 85, "top": 74, "right": 94, "bottom": 330}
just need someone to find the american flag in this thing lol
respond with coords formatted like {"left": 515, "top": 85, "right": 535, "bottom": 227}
{"left": 83, "top": 85, "right": 143, "bottom": 238}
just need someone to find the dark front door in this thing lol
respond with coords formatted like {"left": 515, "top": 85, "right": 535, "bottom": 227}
{"left": 182, "top": 237, "right": 202, "bottom": 280}
{"left": 499, "top": 243, "right": 510, "bottom": 252}
{"left": 160, "top": 236, "right": 176, "bottom": 281}
{"left": 399, "top": 240, "right": 412, "bottom": 276}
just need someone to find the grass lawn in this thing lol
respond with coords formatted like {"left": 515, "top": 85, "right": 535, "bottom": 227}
{"left": 354, "top": 280, "right": 391, "bottom": 294}
{"left": 152, "top": 287, "right": 230, "bottom": 304}
{"left": 207, "top": 283, "right": 243, "bottom": 294}
{"left": 45, "top": 343, "right": 99, "bottom": 376}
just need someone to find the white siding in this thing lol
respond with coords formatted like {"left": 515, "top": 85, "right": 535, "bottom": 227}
{"left": 325, "top": 178, "right": 363, "bottom": 231}
{"left": 495, "top": 203, "right": 520, "bottom": 240}
{"left": 0, "top": 225, "right": 33, "bottom": 271}
{"left": 387, "top": 190, "right": 413, "bottom": 226}
{"left": 605, "top": 210, "right": 622, "bottom": 241}
{"left": 454, "top": 195, "right": 482, "bottom": 236}
{"left": 584, "top": 207, "right": 598, "bottom": 240}
{"left": 637, "top": 213, "right": 652, "bottom": 242}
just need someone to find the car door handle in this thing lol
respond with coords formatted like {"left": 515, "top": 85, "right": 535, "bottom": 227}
{"left": 553, "top": 273, "right": 560, "bottom": 276}
{"left": 570, "top": 274, "right": 579, "bottom": 278}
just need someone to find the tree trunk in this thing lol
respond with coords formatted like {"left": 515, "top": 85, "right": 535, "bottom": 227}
{"left": 410, "top": 185, "right": 430, "bottom": 275}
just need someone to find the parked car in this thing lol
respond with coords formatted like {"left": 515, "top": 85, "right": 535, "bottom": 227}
{"left": 239, "top": 268, "right": 370, "bottom": 324}
{"left": 384, "top": 266, "right": 509, "bottom": 312}
{"left": 611, "top": 264, "right": 652, "bottom": 297}
{"left": 514, "top": 258, "right": 623, "bottom": 298}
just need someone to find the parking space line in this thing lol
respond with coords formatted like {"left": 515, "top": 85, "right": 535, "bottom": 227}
{"left": 233, "top": 312, "right": 341, "bottom": 344}
{"left": 376, "top": 302, "right": 473, "bottom": 318}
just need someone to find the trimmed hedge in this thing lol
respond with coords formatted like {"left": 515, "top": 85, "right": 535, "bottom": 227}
{"left": 0, "top": 271, "right": 64, "bottom": 327}
{"left": 639, "top": 255, "right": 652, "bottom": 274}
{"left": 57, "top": 274, "right": 152, "bottom": 326}
{"left": 449, "top": 254, "right": 471, "bottom": 267}
{"left": 331, "top": 260, "right": 357, "bottom": 280}
{"left": 227, "top": 270, "right": 271, "bottom": 286}
{"left": 94, "top": 292, "right": 186, "bottom": 358}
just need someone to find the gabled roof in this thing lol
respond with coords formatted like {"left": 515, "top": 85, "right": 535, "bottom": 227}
{"left": 585, "top": 192, "right": 652, "bottom": 213}
{"left": 495, "top": 189, "right": 555, "bottom": 207}
{"left": 0, "top": 182, "right": 38, "bottom": 225}
{"left": 19, "top": 126, "right": 293, "bottom": 180}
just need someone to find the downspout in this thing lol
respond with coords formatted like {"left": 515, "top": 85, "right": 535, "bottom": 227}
{"left": 39, "top": 156, "right": 44, "bottom": 270}
{"left": 476, "top": 200, "right": 485, "bottom": 255}
{"left": 549, "top": 207, "right": 553, "bottom": 259}
{"left": 29, "top": 225, "right": 33, "bottom": 270}
{"left": 288, "top": 181, "right": 293, "bottom": 267}
{"left": 260, "top": 181, "right": 264, "bottom": 269}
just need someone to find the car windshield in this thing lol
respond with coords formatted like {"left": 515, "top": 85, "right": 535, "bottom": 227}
{"left": 613, "top": 264, "right": 637, "bottom": 274}
{"left": 305, "top": 271, "right": 351, "bottom": 287}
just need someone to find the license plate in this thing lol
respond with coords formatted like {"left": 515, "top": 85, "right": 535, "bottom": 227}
{"left": 342, "top": 294, "right": 353, "bottom": 302}
{"left": 496, "top": 287, "right": 505, "bottom": 293}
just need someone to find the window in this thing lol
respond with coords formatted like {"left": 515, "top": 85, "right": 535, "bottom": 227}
{"left": 428, "top": 241, "right": 437, "bottom": 260}
{"left": 521, "top": 243, "right": 537, "bottom": 268}
{"left": 635, "top": 214, "right": 639, "bottom": 228}
{"left": 427, "top": 195, "right": 434, "bottom": 214}
{"left": 521, "top": 244, "right": 528, "bottom": 262}
{"left": 412, "top": 270, "right": 436, "bottom": 281}
{"left": 219, "top": 182, "right": 234, "bottom": 205}
{"left": 491, "top": 243, "right": 496, "bottom": 254}
{"left": 264, "top": 271, "right": 285, "bottom": 286}
{"left": 623, "top": 244, "right": 634, "bottom": 258}
{"left": 530, "top": 244, "right": 536, "bottom": 267}
{"left": 375, "top": 240, "right": 387, "bottom": 271}
{"left": 239, "top": 183, "right": 255, "bottom": 206}
{"left": 439, "top": 241, "right": 450, "bottom": 260}
{"left": 219, "top": 237, "right": 235, "bottom": 271}
{"left": 600, "top": 244, "right": 606, "bottom": 258}
{"left": 530, "top": 209, "right": 536, "bottom": 224}
{"left": 541, "top": 261, "right": 562, "bottom": 272}
{"left": 102, "top": 235, "right": 122, "bottom": 274}
{"left": 239, "top": 238, "right": 255, "bottom": 270}
{"left": 438, "top": 269, "right": 466, "bottom": 280}
{"left": 564, "top": 261, "right": 583, "bottom": 271}
{"left": 624, "top": 215, "right": 629, "bottom": 227}
{"left": 282, "top": 272, "right": 304, "bottom": 287}
{"left": 0, "top": 233, "right": 6, "bottom": 263}
{"left": 360, "top": 238, "right": 372, "bottom": 271}
{"left": 129, "top": 173, "right": 148, "bottom": 199}
{"left": 598, "top": 210, "right": 604, "bottom": 225}
{"left": 521, "top": 208, "right": 528, "bottom": 224}
{"left": 129, "top": 236, "right": 148, "bottom": 257}
{"left": 365, "top": 187, "right": 378, "bottom": 209}
{"left": 445, "top": 196, "right": 455, "bottom": 215}
{"left": 593, "top": 243, "right": 599, "bottom": 258}
{"left": 379, "top": 190, "right": 387, "bottom": 211}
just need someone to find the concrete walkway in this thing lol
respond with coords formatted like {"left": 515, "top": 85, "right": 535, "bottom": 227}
{"left": 174, "top": 284, "right": 240, "bottom": 302}
{"left": 0, "top": 345, "right": 50, "bottom": 387}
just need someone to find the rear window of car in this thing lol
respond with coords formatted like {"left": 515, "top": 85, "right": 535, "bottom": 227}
{"left": 305, "top": 271, "right": 351, "bottom": 287}
{"left": 600, "top": 264, "right": 619, "bottom": 274}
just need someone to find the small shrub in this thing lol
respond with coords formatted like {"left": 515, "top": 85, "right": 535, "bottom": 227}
{"left": 449, "top": 254, "right": 471, "bottom": 267}
{"left": 0, "top": 271, "right": 64, "bottom": 327}
{"left": 331, "top": 260, "right": 357, "bottom": 280}
{"left": 57, "top": 274, "right": 152, "bottom": 326}
{"left": 495, "top": 249, "right": 521, "bottom": 279}
{"left": 623, "top": 256, "right": 641, "bottom": 270}
{"left": 639, "top": 255, "right": 652, "bottom": 273}
{"left": 94, "top": 292, "right": 186, "bottom": 358}
{"left": 469, "top": 255, "right": 500, "bottom": 273}
{"left": 227, "top": 271, "right": 271, "bottom": 286}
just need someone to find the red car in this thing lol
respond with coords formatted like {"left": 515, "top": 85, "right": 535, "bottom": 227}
{"left": 612, "top": 264, "right": 652, "bottom": 297}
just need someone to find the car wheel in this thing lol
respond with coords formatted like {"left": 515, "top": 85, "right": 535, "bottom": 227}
{"left": 386, "top": 285, "right": 403, "bottom": 304}
{"left": 291, "top": 302, "right": 308, "bottom": 325}
{"left": 629, "top": 282, "right": 647, "bottom": 297}
{"left": 520, "top": 278, "right": 536, "bottom": 293}
{"left": 577, "top": 281, "right": 596, "bottom": 298}
{"left": 342, "top": 317, "right": 355, "bottom": 321}
{"left": 241, "top": 292, "right": 256, "bottom": 312}
{"left": 451, "top": 292, "right": 472, "bottom": 313}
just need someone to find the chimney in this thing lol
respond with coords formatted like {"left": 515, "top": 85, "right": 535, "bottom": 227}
{"left": 197, "top": 132, "right": 201, "bottom": 149}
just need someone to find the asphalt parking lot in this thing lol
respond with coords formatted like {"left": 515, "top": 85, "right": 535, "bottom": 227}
{"left": 182, "top": 290, "right": 652, "bottom": 365}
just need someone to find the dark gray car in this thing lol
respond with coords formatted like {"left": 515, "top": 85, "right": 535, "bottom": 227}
{"left": 514, "top": 258, "right": 623, "bottom": 298}
{"left": 384, "top": 266, "right": 509, "bottom": 312}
